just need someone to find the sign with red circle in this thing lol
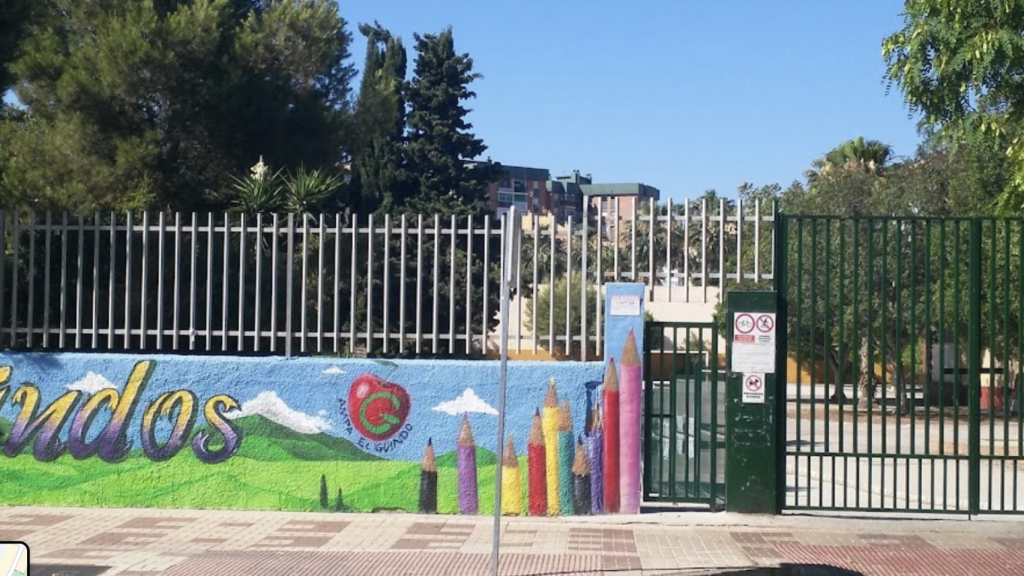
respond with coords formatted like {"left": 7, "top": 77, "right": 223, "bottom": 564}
{"left": 755, "top": 314, "right": 774, "bottom": 333}
{"left": 734, "top": 313, "right": 755, "bottom": 335}
{"left": 742, "top": 373, "right": 766, "bottom": 404}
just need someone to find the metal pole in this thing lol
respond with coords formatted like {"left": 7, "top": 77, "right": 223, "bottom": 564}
{"left": 491, "top": 216, "right": 510, "bottom": 576}
{"left": 492, "top": 207, "right": 519, "bottom": 576}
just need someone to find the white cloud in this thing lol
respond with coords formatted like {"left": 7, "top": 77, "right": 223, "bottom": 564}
{"left": 317, "top": 409, "right": 327, "bottom": 416}
{"left": 67, "top": 372, "right": 117, "bottom": 394}
{"left": 322, "top": 366, "right": 346, "bottom": 375}
{"left": 225, "top": 391, "right": 333, "bottom": 434}
{"left": 432, "top": 389, "right": 498, "bottom": 417}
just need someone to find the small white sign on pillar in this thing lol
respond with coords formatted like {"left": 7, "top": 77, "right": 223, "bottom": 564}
{"left": 610, "top": 294, "right": 641, "bottom": 316}
{"left": 742, "top": 373, "right": 766, "bottom": 404}
{"left": 731, "top": 312, "right": 777, "bottom": 374}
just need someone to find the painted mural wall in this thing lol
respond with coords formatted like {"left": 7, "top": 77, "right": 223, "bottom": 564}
{"left": 0, "top": 337, "right": 642, "bottom": 516}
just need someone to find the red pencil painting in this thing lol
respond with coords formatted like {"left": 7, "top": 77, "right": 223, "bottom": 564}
{"left": 602, "top": 357, "right": 620, "bottom": 513}
{"left": 528, "top": 408, "right": 548, "bottom": 516}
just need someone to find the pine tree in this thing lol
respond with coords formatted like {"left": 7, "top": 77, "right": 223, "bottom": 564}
{"left": 0, "top": 0, "right": 33, "bottom": 96}
{"left": 335, "top": 488, "right": 345, "bottom": 512}
{"left": 319, "top": 474, "right": 329, "bottom": 509}
{"left": 404, "top": 28, "right": 503, "bottom": 216}
{"left": 0, "top": 0, "right": 356, "bottom": 213}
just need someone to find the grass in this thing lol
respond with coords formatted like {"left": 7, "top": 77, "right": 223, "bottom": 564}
{"left": 0, "top": 415, "right": 540, "bottom": 515}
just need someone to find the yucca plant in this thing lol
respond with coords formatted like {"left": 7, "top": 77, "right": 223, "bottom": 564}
{"left": 284, "top": 166, "right": 343, "bottom": 214}
{"left": 229, "top": 156, "right": 283, "bottom": 213}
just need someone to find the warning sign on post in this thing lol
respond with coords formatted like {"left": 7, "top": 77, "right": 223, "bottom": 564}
{"left": 732, "top": 312, "right": 776, "bottom": 373}
{"left": 742, "top": 373, "right": 766, "bottom": 404}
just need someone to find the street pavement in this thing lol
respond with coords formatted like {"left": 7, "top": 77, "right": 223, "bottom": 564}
{"left": 2, "top": 505, "right": 1023, "bottom": 575}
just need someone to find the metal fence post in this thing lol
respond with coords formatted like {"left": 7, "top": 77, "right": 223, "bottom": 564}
{"left": 772, "top": 208, "right": 788, "bottom": 512}
{"left": 968, "top": 218, "right": 982, "bottom": 516}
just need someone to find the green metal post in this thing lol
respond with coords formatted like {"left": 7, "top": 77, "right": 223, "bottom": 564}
{"left": 725, "top": 290, "right": 781, "bottom": 514}
{"left": 969, "top": 219, "right": 982, "bottom": 516}
{"left": 773, "top": 209, "right": 788, "bottom": 511}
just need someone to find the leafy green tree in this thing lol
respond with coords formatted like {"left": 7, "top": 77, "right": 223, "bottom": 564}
{"left": 404, "top": 28, "right": 503, "bottom": 216}
{"left": 517, "top": 224, "right": 615, "bottom": 297}
{"left": 882, "top": 0, "right": 1024, "bottom": 211}
{"left": 0, "top": 0, "right": 356, "bottom": 214}
{"left": 770, "top": 138, "right": 1012, "bottom": 410}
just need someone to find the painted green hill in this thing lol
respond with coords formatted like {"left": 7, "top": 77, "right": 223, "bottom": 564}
{"left": 435, "top": 446, "right": 497, "bottom": 468}
{"left": 225, "top": 414, "right": 382, "bottom": 462}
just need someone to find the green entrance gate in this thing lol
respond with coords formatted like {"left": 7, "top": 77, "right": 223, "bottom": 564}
{"left": 643, "top": 321, "right": 724, "bottom": 509}
{"left": 780, "top": 215, "right": 1024, "bottom": 515}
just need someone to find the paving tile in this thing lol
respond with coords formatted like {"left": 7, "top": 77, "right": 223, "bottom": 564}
{"left": 8, "top": 505, "right": 1024, "bottom": 575}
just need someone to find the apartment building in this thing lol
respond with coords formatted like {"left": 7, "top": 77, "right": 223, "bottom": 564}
{"left": 551, "top": 170, "right": 660, "bottom": 222}
{"left": 489, "top": 165, "right": 552, "bottom": 219}
{"left": 472, "top": 162, "right": 660, "bottom": 224}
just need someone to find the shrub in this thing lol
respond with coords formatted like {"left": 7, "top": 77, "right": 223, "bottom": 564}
{"left": 524, "top": 277, "right": 602, "bottom": 357}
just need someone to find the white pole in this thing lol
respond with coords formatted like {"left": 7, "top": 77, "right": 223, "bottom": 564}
{"left": 491, "top": 207, "right": 520, "bottom": 576}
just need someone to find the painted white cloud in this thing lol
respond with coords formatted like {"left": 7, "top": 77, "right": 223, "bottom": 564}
{"left": 317, "top": 409, "right": 327, "bottom": 417}
{"left": 66, "top": 372, "right": 117, "bottom": 394}
{"left": 432, "top": 388, "right": 498, "bottom": 417}
{"left": 322, "top": 366, "right": 346, "bottom": 375}
{"left": 226, "top": 391, "right": 333, "bottom": 434}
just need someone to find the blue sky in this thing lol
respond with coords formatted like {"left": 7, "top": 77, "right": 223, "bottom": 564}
{"left": 343, "top": 0, "right": 922, "bottom": 202}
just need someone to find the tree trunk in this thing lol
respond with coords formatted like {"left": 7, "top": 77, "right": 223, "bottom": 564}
{"left": 885, "top": 334, "right": 910, "bottom": 416}
{"left": 828, "top": 348, "right": 848, "bottom": 405}
{"left": 858, "top": 337, "right": 873, "bottom": 409}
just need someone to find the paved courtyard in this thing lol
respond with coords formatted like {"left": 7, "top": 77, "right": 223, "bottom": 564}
{"left": 2, "top": 506, "right": 1023, "bottom": 575}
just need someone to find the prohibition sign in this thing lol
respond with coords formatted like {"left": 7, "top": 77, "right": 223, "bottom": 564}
{"left": 756, "top": 314, "right": 774, "bottom": 333}
{"left": 735, "top": 313, "right": 755, "bottom": 334}
{"left": 744, "top": 374, "right": 763, "bottom": 392}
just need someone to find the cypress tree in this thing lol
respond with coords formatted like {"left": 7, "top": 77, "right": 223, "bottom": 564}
{"left": 351, "top": 22, "right": 410, "bottom": 214}
{"left": 404, "top": 28, "right": 502, "bottom": 216}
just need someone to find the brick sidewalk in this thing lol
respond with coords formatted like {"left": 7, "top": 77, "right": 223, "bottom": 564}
{"left": 2, "top": 506, "right": 1023, "bottom": 575}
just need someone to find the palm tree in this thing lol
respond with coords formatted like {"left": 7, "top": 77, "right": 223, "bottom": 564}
{"left": 806, "top": 137, "right": 894, "bottom": 186}
{"left": 802, "top": 138, "right": 906, "bottom": 410}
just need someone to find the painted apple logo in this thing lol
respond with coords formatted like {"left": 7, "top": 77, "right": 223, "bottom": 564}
{"left": 348, "top": 374, "right": 411, "bottom": 441}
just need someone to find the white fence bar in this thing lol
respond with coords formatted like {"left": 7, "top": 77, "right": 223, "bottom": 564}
{"left": 0, "top": 197, "right": 775, "bottom": 357}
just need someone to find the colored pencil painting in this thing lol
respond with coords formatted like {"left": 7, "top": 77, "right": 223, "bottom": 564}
{"left": 0, "top": 343, "right": 641, "bottom": 516}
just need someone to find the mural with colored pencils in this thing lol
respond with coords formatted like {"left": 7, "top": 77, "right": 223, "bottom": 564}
{"left": 0, "top": 285, "right": 644, "bottom": 516}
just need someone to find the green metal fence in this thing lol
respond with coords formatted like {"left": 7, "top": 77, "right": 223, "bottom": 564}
{"left": 643, "top": 321, "right": 724, "bottom": 508}
{"left": 779, "top": 215, "right": 1024, "bottom": 514}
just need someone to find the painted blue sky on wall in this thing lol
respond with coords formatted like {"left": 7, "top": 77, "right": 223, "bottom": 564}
{"left": 0, "top": 354, "right": 604, "bottom": 462}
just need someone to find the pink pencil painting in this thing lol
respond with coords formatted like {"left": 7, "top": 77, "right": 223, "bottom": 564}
{"left": 618, "top": 328, "right": 642, "bottom": 514}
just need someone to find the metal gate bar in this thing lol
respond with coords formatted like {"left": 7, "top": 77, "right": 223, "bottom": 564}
{"left": 780, "top": 215, "right": 1024, "bottom": 515}
{"left": 643, "top": 321, "right": 723, "bottom": 508}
